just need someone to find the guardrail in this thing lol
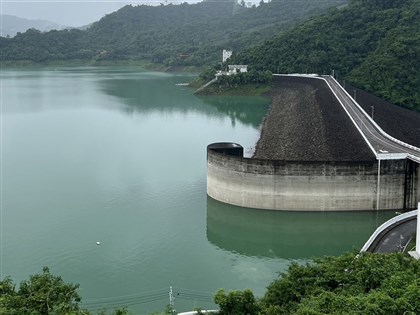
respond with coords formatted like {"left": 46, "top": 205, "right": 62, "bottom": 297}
{"left": 408, "top": 154, "right": 420, "bottom": 163}
{"left": 328, "top": 76, "right": 420, "bottom": 154}
{"left": 360, "top": 209, "right": 418, "bottom": 252}
{"left": 320, "top": 76, "right": 377, "bottom": 156}
{"left": 273, "top": 74, "right": 420, "bottom": 162}
{"left": 274, "top": 73, "right": 321, "bottom": 77}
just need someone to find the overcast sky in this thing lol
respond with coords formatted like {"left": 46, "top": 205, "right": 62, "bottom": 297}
{"left": 1, "top": 1, "right": 199, "bottom": 27}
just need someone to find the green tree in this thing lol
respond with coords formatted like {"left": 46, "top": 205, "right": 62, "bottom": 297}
{"left": 212, "top": 252, "right": 420, "bottom": 315}
{"left": 0, "top": 267, "right": 128, "bottom": 315}
{"left": 1, "top": 267, "right": 83, "bottom": 315}
{"left": 214, "top": 289, "right": 259, "bottom": 315}
{"left": 233, "top": 0, "right": 420, "bottom": 110}
{"left": 0, "top": 0, "right": 346, "bottom": 67}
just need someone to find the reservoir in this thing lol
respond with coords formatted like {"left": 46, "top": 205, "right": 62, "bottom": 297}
{"left": 1, "top": 67, "right": 394, "bottom": 314}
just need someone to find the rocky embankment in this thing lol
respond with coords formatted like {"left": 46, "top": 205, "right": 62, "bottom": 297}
{"left": 343, "top": 83, "right": 420, "bottom": 148}
{"left": 253, "top": 76, "right": 375, "bottom": 161}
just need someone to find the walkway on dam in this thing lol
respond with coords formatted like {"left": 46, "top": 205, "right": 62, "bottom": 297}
{"left": 361, "top": 210, "right": 417, "bottom": 253}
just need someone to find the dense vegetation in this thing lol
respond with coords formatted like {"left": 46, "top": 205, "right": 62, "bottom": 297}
{"left": 0, "top": 0, "right": 346, "bottom": 66}
{"left": 194, "top": 68, "right": 273, "bottom": 95}
{"left": 1, "top": 0, "right": 418, "bottom": 109}
{"left": 214, "top": 252, "right": 420, "bottom": 314}
{"left": 2, "top": 252, "right": 419, "bottom": 314}
{"left": 0, "top": 267, "right": 167, "bottom": 314}
{"left": 231, "top": 0, "right": 420, "bottom": 110}
{"left": 0, "top": 267, "right": 129, "bottom": 315}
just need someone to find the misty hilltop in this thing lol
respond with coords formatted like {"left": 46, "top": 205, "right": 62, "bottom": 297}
{"left": 0, "top": 14, "right": 68, "bottom": 37}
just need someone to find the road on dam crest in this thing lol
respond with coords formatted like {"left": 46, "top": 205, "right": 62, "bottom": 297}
{"left": 323, "top": 75, "right": 420, "bottom": 162}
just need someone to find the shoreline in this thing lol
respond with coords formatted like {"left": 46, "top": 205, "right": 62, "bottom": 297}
{"left": 1, "top": 59, "right": 201, "bottom": 73}
{"left": 196, "top": 83, "right": 271, "bottom": 96}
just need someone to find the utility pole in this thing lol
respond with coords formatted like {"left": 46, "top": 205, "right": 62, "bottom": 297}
{"left": 376, "top": 158, "right": 381, "bottom": 211}
{"left": 371, "top": 105, "right": 374, "bottom": 120}
{"left": 353, "top": 89, "right": 357, "bottom": 101}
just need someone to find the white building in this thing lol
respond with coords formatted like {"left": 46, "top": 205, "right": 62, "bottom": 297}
{"left": 228, "top": 65, "right": 248, "bottom": 74}
{"left": 215, "top": 65, "right": 248, "bottom": 78}
{"left": 222, "top": 50, "right": 233, "bottom": 63}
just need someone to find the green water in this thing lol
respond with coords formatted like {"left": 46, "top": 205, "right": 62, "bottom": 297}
{"left": 1, "top": 67, "right": 394, "bottom": 314}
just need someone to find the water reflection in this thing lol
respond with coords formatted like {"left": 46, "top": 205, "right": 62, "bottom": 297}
{"left": 3, "top": 67, "right": 270, "bottom": 127}
{"left": 207, "top": 197, "right": 395, "bottom": 259}
{"left": 198, "top": 96, "right": 270, "bottom": 128}
{"left": 98, "top": 71, "right": 269, "bottom": 127}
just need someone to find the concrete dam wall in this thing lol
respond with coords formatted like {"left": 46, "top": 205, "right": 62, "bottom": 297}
{"left": 207, "top": 143, "right": 417, "bottom": 211}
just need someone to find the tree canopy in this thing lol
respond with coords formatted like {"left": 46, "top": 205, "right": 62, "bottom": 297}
{"left": 0, "top": 267, "right": 127, "bottom": 315}
{"left": 2, "top": 252, "right": 419, "bottom": 314}
{"left": 0, "top": 0, "right": 346, "bottom": 66}
{"left": 213, "top": 252, "right": 420, "bottom": 314}
{"left": 1, "top": 0, "right": 418, "bottom": 110}
{"left": 232, "top": 0, "right": 420, "bottom": 110}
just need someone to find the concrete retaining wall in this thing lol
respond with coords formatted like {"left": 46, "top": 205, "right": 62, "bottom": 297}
{"left": 207, "top": 146, "right": 411, "bottom": 211}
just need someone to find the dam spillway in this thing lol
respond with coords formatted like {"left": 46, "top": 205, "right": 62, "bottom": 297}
{"left": 207, "top": 146, "right": 415, "bottom": 211}
{"left": 207, "top": 76, "right": 420, "bottom": 211}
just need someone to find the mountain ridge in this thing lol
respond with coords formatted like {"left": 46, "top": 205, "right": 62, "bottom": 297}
{"left": 1, "top": 14, "right": 67, "bottom": 37}
{"left": 0, "top": 0, "right": 346, "bottom": 65}
{"left": 231, "top": 0, "right": 419, "bottom": 110}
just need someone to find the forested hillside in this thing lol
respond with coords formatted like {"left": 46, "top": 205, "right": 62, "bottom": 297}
{"left": 232, "top": 0, "right": 420, "bottom": 110}
{"left": 0, "top": 0, "right": 346, "bottom": 66}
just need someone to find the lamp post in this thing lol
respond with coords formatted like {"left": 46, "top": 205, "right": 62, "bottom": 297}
{"left": 371, "top": 105, "right": 374, "bottom": 120}
{"left": 353, "top": 90, "right": 356, "bottom": 101}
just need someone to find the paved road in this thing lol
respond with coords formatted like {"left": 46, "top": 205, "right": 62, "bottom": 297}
{"left": 367, "top": 218, "right": 417, "bottom": 253}
{"left": 323, "top": 76, "right": 420, "bottom": 162}
{"left": 360, "top": 209, "right": 418, "bottom": 253}
{"left": 323, "top": 75, "right": 419, "bottom": 254}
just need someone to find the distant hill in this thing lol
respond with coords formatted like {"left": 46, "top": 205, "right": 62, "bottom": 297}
{"left": 232, "top": 0, "right": 420, "bottom": 110}
{"left": 0, "top": 0, "right": 346, "bottom": 65}
{"left": 1, "top": 14, "right": 67, "bottom": 37}
{"left": 84, "top": 0, "right": 346, "bottom": 65}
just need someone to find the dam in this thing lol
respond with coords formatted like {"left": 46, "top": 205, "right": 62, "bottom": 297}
{"left": 207, "top": 75, "right": 420, "bottom": 211}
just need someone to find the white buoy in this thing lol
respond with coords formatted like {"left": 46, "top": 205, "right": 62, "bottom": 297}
{"left": 96, "top": 241, "right": 101, "bottom": 245}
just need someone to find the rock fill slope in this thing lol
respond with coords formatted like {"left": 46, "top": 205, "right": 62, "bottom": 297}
{"left": 253, "top": 76, "right": 375, "bottom": 161}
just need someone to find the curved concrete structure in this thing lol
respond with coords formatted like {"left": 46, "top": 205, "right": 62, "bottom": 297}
{"left": 361, "top": 208, "right": 418, "bottom": 253}
{"left": 207, "top": 144, "right": 412, "bottom": 211}
{"left": 207, "top": 74, "right": 420, "bottom": 211}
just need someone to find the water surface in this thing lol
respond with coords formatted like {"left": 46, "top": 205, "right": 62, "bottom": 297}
{"left": 1, "top": 67, "right": 394, "bottom": 314}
